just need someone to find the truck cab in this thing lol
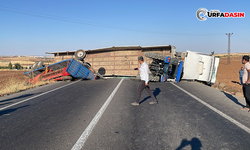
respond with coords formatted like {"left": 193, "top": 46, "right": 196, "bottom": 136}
{"left": 181, "top": 50, "right": 219, "bottom": 84}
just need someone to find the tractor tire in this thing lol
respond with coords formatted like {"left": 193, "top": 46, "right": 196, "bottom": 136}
{"left": 37, "top": 60, "right": 44, "bottom": 68}
{"left": 150, "top": 70, "right": 157, "bottom": 76}
{"left": 75, "top": 49, "right": 86, "bottom": 61}
{"left": 63, "top": 75, "right": 73, "bottom": 82}
{"left": 145, "top": 52, "right": 166, "bottom": 61}
{"left": 150, "top": 66, "right": 159, "bottom": 71}
{"left": 149, "top": 74, "right": 160, "bottom": 82}
{"left": 32, "top": 62, "right": 38, "bottom": 70}
{"left": 149, "top": 63, "right": 158, "bottom": 67}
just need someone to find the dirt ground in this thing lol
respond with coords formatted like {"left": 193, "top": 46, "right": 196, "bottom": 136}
{"left": 215, "top": 56, "right": 245, "bottom": 97}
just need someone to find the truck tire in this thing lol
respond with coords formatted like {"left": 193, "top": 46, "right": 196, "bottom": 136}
{"left": 145, "top": 52, "right": 166, "bottom": 61}
{"left": 63, "top": 75, "right": 73, "bottom": 82}
{"left": 37, "top": 60, "right": 44, "bottom": 68}
{"left": 75, "top": 49, "right": 86, "bottom": 61}
{"left": 149, "top": 74, "right": 160, "bottom": 82}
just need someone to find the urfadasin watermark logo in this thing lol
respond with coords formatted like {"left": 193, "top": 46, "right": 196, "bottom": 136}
{"left": 196, "top": 8, "right": 208, "bottom": 21}
{"left": 196, "top": 8, "right": 245, "bottom": 21}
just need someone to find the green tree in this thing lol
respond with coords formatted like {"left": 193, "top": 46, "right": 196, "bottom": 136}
{"left": 14, "top": 63, "right": 22, "bottom": 70}
{"left": 8, "top": 62, "right": 12, "bottom": 69}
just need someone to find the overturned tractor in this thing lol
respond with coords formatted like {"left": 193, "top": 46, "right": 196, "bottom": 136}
{"left": 145, "top": 52, "right": 183, "bottom": 82}
{"left": 138, "top": 50, "right": 219, "bottom": 84}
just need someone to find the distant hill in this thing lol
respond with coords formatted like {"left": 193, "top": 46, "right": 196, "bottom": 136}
{"left": 0, "top": 56, "right": 54, "bottom": 68}
{"left": 214, "top": 52, "right": 250, "bottom": 57}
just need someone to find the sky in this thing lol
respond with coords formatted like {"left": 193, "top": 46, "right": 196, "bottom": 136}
{"left": 0, "top": 0, "right": 249, "bottom": 56}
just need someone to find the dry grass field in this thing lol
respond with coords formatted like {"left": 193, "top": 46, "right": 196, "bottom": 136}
{"left": 0, "top": 56, "right": 56, "bottom": 96}
{"left": 0, "top": 70, "right": 54, "bottom": 96}
{"left": 0, "top": 70, "right": 28, "bottom": 89}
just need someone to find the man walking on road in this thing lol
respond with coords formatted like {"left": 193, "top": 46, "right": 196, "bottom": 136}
{"left": 241, "top": 55, "right": 250, "bottom": 112}
{"left": 131, "top": 56, "right": 158, "bottom": 106}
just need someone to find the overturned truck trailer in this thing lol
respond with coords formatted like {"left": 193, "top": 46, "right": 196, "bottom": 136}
{"left": 144, "top": 50, "right": 219, "bottom": 84}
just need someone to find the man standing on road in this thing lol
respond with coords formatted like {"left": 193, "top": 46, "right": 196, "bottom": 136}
{"left": 241, "top": 55, "right": 250, "bottom": 112}
{"left": 239, "top": 67, "right": 244, "bottom": 85}
{"left": 131, "top": 56, "right": 158, "bottom": 106}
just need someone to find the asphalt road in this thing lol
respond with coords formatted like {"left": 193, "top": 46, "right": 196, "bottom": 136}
{"left": 0, "top": 78, "right": 250, "bottom": 150}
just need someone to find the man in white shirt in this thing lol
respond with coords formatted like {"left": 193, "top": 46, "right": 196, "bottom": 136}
{"left": 241, "top": 55, "right": 250, "bottom": 111}
{"left": 131, "top": 56, "right": 158, "bottom": 106}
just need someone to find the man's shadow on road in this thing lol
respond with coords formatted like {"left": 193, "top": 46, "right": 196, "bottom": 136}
{"left": 139, "top": 88, "right": 161, "bottom": 104}
{"left": 0, "top": 105, "right": 29, "bottom": 117}
{"left": 175, "top": 138, "right": 202, "bottom": 150}
{"left": 223, "top": 91, "right": 245, "bottom": 107}
{"left": 0, "top": 93, "right": 40, "bottom": 103}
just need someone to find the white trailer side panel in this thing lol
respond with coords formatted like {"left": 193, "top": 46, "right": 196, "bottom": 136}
{"left": 197, "top": 55, "right": 214, "bottom": 82}
{"left": 182, "top": 50, "right": 202, "bottom": 80}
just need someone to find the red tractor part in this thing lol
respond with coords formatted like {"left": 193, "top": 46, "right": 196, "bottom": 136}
{"left": 26, "top": 67, "right": 71, "bottom": 84}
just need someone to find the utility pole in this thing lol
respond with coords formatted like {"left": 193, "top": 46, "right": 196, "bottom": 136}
{"left": 226, "top": 33, "right": 233, "bottom": 64}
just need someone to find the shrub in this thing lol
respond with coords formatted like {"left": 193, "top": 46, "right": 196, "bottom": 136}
{"left": 14, "top": 63, "right": 23, "bottom": 70}
{"left": 8, "top": 62, "right": 12, "bottom": 69}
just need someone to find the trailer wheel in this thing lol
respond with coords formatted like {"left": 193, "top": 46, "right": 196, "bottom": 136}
{"left": 75, "top": 49, "right": 86, "bottom": 61}
{"left": 63, "top": 76, "right": 73, "bottom": 82}
{"left": 98, "top": 67, "right": 106, "bottom": 75}
{"left": 145, "top": 52, "right": 166, "bottom": 61}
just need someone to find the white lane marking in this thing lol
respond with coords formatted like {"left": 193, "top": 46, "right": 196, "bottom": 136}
{"left": 71, "top": 78, "right": 124, "bottom": 150}
{"left": 171, "top": 82, "right": 250, "bottom": 134}
{"left": 0, "top": 81, "right": 79, "bottom": 111}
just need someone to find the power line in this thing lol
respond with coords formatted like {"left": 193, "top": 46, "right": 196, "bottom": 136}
{"left": 0, "top": 5, "right": 224, "bottom": 36}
